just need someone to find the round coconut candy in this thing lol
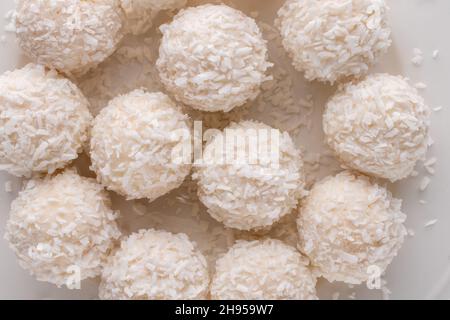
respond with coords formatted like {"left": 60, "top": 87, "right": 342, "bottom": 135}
{"left": 323, "top": 73, "right": 431, "bottom": 182}
{"left": 157, "top": 4, "right": 272, "bottom": 112}
{"left": 90, "top": 90, "right": 192, "bottom": 201}
{"left": 276, "top": 0, "right": 391, "bottom": 83}
{"left": 119, "top": 0, "right": 187, "bottom": 35}
{"left": 4, "top": 170, "right": 121, "bottom": 288}
{"left": 99, "top": 229, "right": 209, "bottom": 300}
{"left": 211, "top": 239, "right": 317, "bottom": 300}
{"left": 194, "top": 120, "right": 306, "bottom": 231}
{"left": 15, "top": 0, "right": 124, "bottom": 76}
{"left": 0, "top": 64, "right": 92, "bottom": 178}
{"left": 297, "top": 171, "right": 408, "bottom": 284}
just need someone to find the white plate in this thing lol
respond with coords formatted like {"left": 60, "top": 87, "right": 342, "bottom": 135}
{"left": 0, "top": 0, "right": 449, "bottom": 300}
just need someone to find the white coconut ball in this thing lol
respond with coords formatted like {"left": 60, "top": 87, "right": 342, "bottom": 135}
{"left": 90, "top": 90, "right": 192, "bottom": 201}
{"left": 323, "top": 74, "right": 431, "bottom": 182}
{"left": 194, "top": 120, "right": 306, "bottom": 231}
{"left": 276, "top": 0, "right": 392, "bottom": 83}
{"left": 297, "top": 171, "right": 407, "bottom": 284}
{"left": 120, "top": 1, "right": 155, "bottom": 35}
{"left": 211, "top": 239, "right": 317, "bottom": 300}
{"left": 16, "top": 0, "right": 124, "bottom": 76}
{"left": 0, "top": 64, "right": 92, "bottom": 178}
{"left": 4, "top": 170, "right": 121, "bottom": 288}
{"left": 99, "top": 229, "right": 209, "bottom": 300}
{"left": 157, "top": 4, "right": 272, "bottom": 112}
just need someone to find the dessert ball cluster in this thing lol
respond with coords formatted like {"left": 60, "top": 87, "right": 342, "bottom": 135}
{"left": 211, "top": 240, "right": 317, "bottom": 300}
{"left": 194, "top": 120, "right": 306, "bottom": 231}
{"left": 323, "top": 74, "right": 431, "bottom": 182}
{"left": 99, "top": 229, "right": 209, "bottom": 300}
{"left": 276, "top": 0, "right": 392, "bottom": 83}
{"left": 297, "top": 171, "right": 407, "bottom": 284}
{"left": 0, "top": 0, "right": 432, "bottom": 300}
{"left": 90, "top": 90, "right": 192, "bottom": 201}
{"left": 157, "top": 4, "right": 272, "bottom": 112}
{"left": 15, "top": 0, "right": 124, "bottom": 76}
{"left": 5, "top": 170, "right": 121, "bottom": 288}
{"left": 0, "top": 64, "right": 92, "bottom": 178}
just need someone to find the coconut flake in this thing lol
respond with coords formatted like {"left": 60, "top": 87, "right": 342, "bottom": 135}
{"left": 411, "top": 48, "right": 424, "bottom": 66}
{"left": 432, "top": 50, "right": 440, "bottom": 59}
{"left": 4, "top": 180, "right": 12, "bottom": 193}
{"left": 424, "top": 219, "right": 438, "bottom": 228}
{"left": 419, "top": 176, "right": 431, "bottom": 192}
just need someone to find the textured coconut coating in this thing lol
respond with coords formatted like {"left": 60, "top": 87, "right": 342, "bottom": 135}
{"left": 90, "top": 90, "right": 192, "bottom": 201}
{"left": 16, "top": 0, "right": 124, "bottom": 76}
{"left": 99, "top": 229, "right": 209, "bottom": 300}
{"left": 119, "top": 0, "right": 187, "bottom": 35}
{"left": 297, "top": 171, "right": 407, "bottom": 284}
{"left": 0, "top": 64, "right": 92, "bottom": 177}
{"left": 4, "top": 170, "right": 121, "bottom": 288}
{"left": 276, "top": 0, "right": 391, "bottom": 83}
{"left": 323, "top": 73, "right": 431, "bottom": 182}
{"left": 194, "top": 120, "right": 306, "bottom": 231}
{"left": 157, "top": 4, "right": 272, "bottom": 112}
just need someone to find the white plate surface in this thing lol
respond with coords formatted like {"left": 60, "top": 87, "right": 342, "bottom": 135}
{"left": 0, "top": 0, "right": 449, "bottom": 300}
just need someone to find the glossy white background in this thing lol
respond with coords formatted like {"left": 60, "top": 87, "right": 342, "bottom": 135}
{"left": 0, "top": 0, "right": 449, "bottom": 299}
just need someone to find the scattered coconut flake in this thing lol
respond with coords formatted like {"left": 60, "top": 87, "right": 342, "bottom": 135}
{"left": 411, "top": 48, "right": 424, "bottom": 66}
{"left": 348, "top": 292, "right": 356, "bottom": 300}
{"left": 424, "top": 219, "right": 438, "bottom": 228}
{"left": 414, "top": 82, "right": 427, "bottom": 90}
{"left": 419, "top": 176, "right": 431, "bottom": 192}
{"left": 410, "top": 170, "right": 419, "bottom": 177}
{"left": 249, "top": 11, "right": 259, "bottom": 18}
{"left": 419, "top": 200, "right": 427, "bottom": 205}
{"left": 331, "top": 292, "right": 340, "bottom": 300}
{"left": 4, "top": 10, "right": 16, "bottom": 33}
{"left": 424, "top": 157, "right": 437, "bottom": 167}
{"left": 4, "top": 180, "right": 13, "bottom": 193}
{"left": 407, "top": 229, "right": 415, "bottom": 237}
{"left": 424, "top": 167, "right": 435, "bottom": 176}
{"left": 432, "top": 50, "right": 440, "bottom": 59}
{"left": 381, "top": 279, "right": 391, "bottom": 300}
{"left": 433, "top": 106, "right": 443, "bottom": 112}
{"left": 132, "top": 202, "right": 147, "bottom": 216}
